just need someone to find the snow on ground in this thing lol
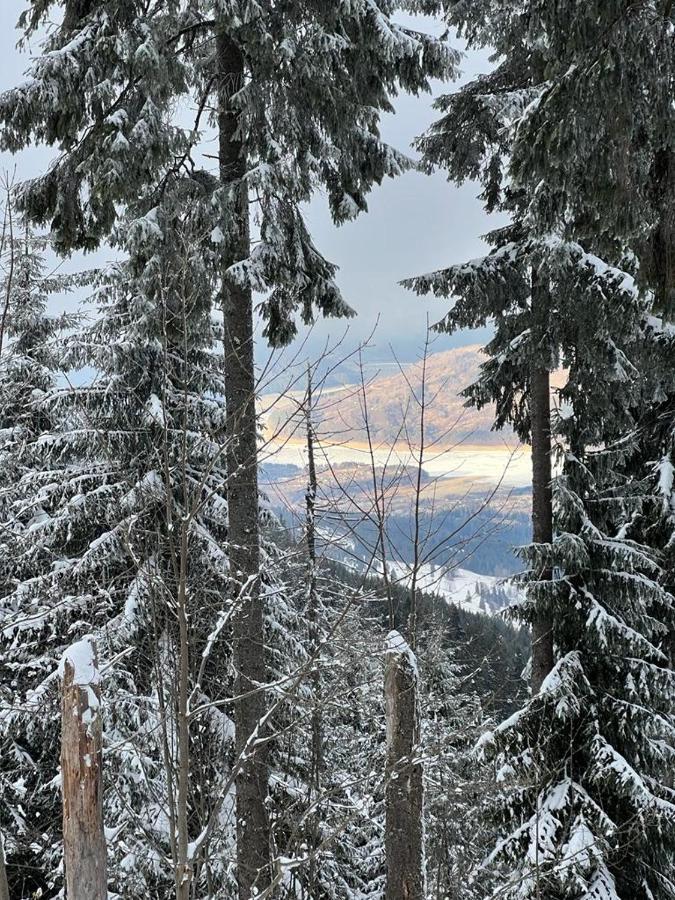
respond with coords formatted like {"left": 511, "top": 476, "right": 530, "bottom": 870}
{"left": 383, "top": 561, "right": 521, "bottom": 616}
{"left": 264, "top": 435, "right": 531, "bottom": 487}
{"left": 312, "top": 526, "right": 521, "bottom": 617}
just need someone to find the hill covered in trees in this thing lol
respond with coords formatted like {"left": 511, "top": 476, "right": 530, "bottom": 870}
{"left": 262, "top": 344, "right": 566, "bottom": 450}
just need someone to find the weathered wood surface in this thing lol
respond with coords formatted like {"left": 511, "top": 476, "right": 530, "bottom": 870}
{"left": 384, "top": 631, "right": 424, "bottom": 900}
{"left": 60, "top": 637, "right": 107, "bottom": 900}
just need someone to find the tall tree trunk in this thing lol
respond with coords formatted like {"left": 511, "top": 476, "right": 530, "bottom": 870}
{"left": 384, "top": 631, "right": 424, "bottom": 900}
{"left": 648, "top": 148, "right": 675, "bottom": 318}
{"left": 175, "top": 522, "right": 192, "bottom": 900}
{"left": 60, "top": 637, "right": 107, "bottom": 900}
{"left": 530, "top": 273, "right": 554, "bottom": 695}
{"left": 216, "top": 30, "right": 270, "bottom": 899}
{"left": 649, "top": 148, "right": 675, "bottom": 671}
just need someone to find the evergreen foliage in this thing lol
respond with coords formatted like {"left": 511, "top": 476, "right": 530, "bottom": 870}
{"left": 0, "top": 181, "right": 238, "bottom": 897}
{"left": 0, "top": 0, "right": 455, "bottom": 343}
{"left": 404, "top": 3, "right": 675, "bottom": 897}
{"left": 0, "top": 3, "right": 672, "bottom": 899}
{"left": 0, "top": 211, "right": 88, "bottom": 898}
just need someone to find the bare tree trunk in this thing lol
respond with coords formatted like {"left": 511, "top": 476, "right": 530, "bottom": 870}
{"left": 175, "top": 521, "right": 192, "bottom": 900}
{"left": 649, "top": 148, "right": 675, "bottom": 671}
{"left": 530, "top": 273, "right": 554, "bottom": 695}
{"left": 305, "top": 370, "right": 323, "bottom": 894}
{"left": 60, "top": 637, "right": 107, "bottom": 900}
{"left": 358, "top": 350, "right": 395, "bottom": 627}
{"left": 648, "top": 148, "right": 675, "bottom": 317}
{"left": 384, "top": 631, "right": 424, "bottom": 900}
{"left": 0, "top": 832, "right": 9, "bottom": 900}
{"left": 408, "top": 325, "right": 431, "bottom": 652}
{"left": 216, "top": 29, "right": 270, "bottom": 899}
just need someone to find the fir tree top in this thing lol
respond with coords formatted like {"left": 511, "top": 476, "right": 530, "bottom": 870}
{"left": 0, "top": 0, "right": 456, "bottom": 343}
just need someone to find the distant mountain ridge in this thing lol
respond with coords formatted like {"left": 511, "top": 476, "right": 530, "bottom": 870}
{"left": 264, "top": 343, "right": 518, "bottom": 448}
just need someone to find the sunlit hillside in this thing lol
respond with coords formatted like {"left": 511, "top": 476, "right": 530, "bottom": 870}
{"left": 261, "top": 343, "right": 565, "bottom": 452}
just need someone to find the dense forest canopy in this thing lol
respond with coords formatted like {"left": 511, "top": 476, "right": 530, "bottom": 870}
{"left": 0, "top": 2, "right": 672, "bottom": 900}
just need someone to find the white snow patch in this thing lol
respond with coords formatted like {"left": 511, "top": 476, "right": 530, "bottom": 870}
{"left": 59, "top": 635, "right": 100, "bottom": 686}
{"left": 656, "top": 455, "right": 674, "bottom": 508}
{"left": 385, "top": 630, "right": 418, "bottom": 675}
{"left": 144, "top": 393, "right": 166, "bottom": 427}
{"left": 558, "top": 401, "right": 574, "bottom": 421}
{"left": 382, "top": 561, "right": 520, "bottom": 616}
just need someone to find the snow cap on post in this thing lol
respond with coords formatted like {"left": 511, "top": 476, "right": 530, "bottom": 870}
{"left": 59, "top": 635, "right": 101, "bottom": 686}
{"left": 59, "top": 635, "right": 101, "bottom": 731}
{"left": 60, "top": 635, "right": 107, "bottom": 900}
{"left": 384, "top": 630, "right": 418, "bottom": 676}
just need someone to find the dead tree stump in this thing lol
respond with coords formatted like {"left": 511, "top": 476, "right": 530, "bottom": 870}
{"left": 60, "top": 636, "right": 107, "bottom": 900}
{"left": 384, "top": 630, "right": 424, "bottom": 900}
{"left": 0, "top": 831, "right": 9, "bottom": 900}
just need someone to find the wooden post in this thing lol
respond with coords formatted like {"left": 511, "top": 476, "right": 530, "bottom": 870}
{"left": 60, "top": 636, "right": 107, "bottom": 900}
{"left": 384, "top": 631, "right": 424, "bottom": 900}
{"left": 0, "top": 831, "right": 10, "bottom": 900}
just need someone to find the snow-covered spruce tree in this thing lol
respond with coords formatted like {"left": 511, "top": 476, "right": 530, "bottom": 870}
{"left": 493, "top": 0, "right": 675, "bottom": 682}
{"left": 405, "top": 0, "right": 663, "bottom": 692}
{"left": 406, "top": 245, "right": 675, "bottom": 898}
{"left": 492, "top": 1, "right": 675, "bottom": 318}
{"left": 406, "top": 237, "right": 675, "bottom": 899}
{"left": 403, "top": 13, "right": 675, "bottom": 894}
{"left": 0, "top": 206, "right": 89, "bottom": 899}
{"left": 0, "top": 6, "right": 453, "bottom": 893}
{"left": 0, "top": 180, "right": 245, "bottom": 899}
{"left": 476, "top": 419, "right": 675, "bottom": 899}
{"left": 405, "top": 231, "right": 649, "bottom": 680}
{"left": 420, "top": 622, "right": 496, "bottom": 900}
{"left": 475, "top": 0, "right": 674, "bottom": 656}
{"left": 443, "top": 0, "right": 675, "bottom": 657}
{"left": 0, "top": 206, "right": 84, "bottom": 496}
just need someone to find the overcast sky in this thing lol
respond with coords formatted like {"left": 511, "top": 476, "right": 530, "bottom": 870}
{"left": 0, "top": 3, "right": 502, "bottom": 366}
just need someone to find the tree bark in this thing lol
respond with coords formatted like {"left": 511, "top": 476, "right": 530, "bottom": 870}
{"left": 648, "top": 148, "right": 675, "bottom": 317}
{"left": 649, "top": 148, "right": 675, "bottom": 671}
{"left": 305, "top": 371, "right": 323, "bottom": 895}
{"left": 60, "top": 637, "right": 107, "bottom": 900}
{"left": 0, "top": 831, "right": 9, "bottom": 900}
{"left": 529, "top": 274, "right": 554, "bottom": 695}
{"left": 175, "top": 522, "right": 192, "bottom": 900}
{"left": 384, "top": 631, "right": 424, "bottom": 900}
{"left": 216, "top": 29, "right": 270, "bottom": 899}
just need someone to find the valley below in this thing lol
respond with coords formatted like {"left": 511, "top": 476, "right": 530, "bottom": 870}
{"left": 260, "top": 344, "right": 539, "bottom": 596}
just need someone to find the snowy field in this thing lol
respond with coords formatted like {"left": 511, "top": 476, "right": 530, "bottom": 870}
{"left": 263, "top": 435, "right": 531, "bottom": 488}
{"left": 381, "top": 561, "right": 520, "bottom": 615}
